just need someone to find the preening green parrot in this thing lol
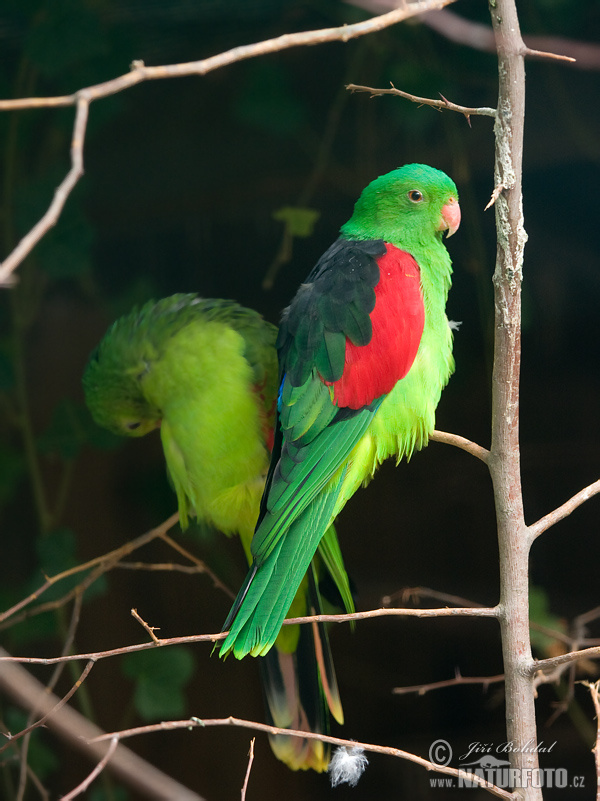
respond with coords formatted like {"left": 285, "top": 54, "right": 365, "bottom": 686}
{"left": 221, "top": 163, "right": 460, "bottom": 660}
{"left": 83, "top": 294, "right": 354, "bottom": 771}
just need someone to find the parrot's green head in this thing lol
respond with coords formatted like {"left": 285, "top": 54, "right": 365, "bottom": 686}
{"left": 84, "top": 294, "right": 210, "bottom": 437}
{"left": 340, "top": 163, "right": 460, "bottom": 247}
{"left": 83, "top": 345, "right": 161, "bottom": 438}
{"left": 83, "top": 305, "right": 168, "bottom": 439}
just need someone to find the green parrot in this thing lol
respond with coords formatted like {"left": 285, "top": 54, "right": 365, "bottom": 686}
{"left": 83, "top": 294, "right": 354, "bottom": 771}
{"left": 221, "top": 163, "right": 460, "bottom": 659}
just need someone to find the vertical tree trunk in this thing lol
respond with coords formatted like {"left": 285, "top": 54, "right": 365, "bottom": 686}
{"left": 488, "top": 1, "right": 540, "bottom": 798}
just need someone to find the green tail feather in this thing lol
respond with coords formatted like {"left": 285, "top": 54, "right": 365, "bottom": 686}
{"left": 221, "top": 483, "right": 344, "bottom": 658}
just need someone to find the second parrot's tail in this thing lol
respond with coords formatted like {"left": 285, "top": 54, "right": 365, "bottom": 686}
{"left": 259, "top": 566, "right": 344, "bottom": 772}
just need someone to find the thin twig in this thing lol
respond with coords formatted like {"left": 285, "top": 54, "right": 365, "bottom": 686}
{"left": 576, "top": 605, "right": 600, "bottom": 629}
{"left": 240, "top": 738, "right": 255, "bottom": 801}
{"left": 60, "top": 736, "right": 119, "bottom": 801}
{"left": 0, "top": 98, "right": 89, "bottom": 287}
{"left": 384, "top": 585, "right": 572, "bottom": 648}
{"left": 0, "top": 605, "right": 499, "bottom": 666}
{"left": 0, "top": 647, "right": 204, "bottom": 800}
{"left": 0, "top": 0, "right": 456, "bottom": 286}
{"left": 348, "top": 5, "right": 597, "bottom": 67}
{"left": 90, "top": 715, "right": 515, "bottom": 800}
{"left": 420, "top": 8, "right": 589, "bottom": 66}
{"left": 116, "top": 561, "right": 213, "bottom": 575}
{"left": 529, "top": 478, "right": 600, "bottom": 541}
{"left": 17, "top": 593, "right": 85, "bottom": 801}
{"left": 383, "top": 585, "right": 486, "bottom": 608}
{"left": 347, "top": 82, "right": 496, "bottom": 121}
{"left": 394, "top": 669, "right": 505, "bottom": 696}
{"left": 159, "top": 531, "right": 235, "bottom": 599}
{"left": 533, "top": 646, "right": 600, "bottom": 676}
{"left": 0, "top": 660, "right": 95, "bottom": 754}
{"left": 484, "top": 183, "right": 505, "bottom": 211}
{"left": 131, "top": 608, "right": 160, "bottom": 645}
{"left": 0, "top": 512, "right": 179, "bottom": 626}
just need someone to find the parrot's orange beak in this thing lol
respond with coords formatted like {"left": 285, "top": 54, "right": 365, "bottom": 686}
{"left": 440, "top": 197, "right": 461, "bottom": 238}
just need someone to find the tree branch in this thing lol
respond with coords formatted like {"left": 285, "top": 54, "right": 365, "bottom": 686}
{"left": 89, "top": 716, "right": 516, "bottom": 800}
{"left": 348, "top": 4, "right": 600, "bottom": 68}
{"left": 393, "top": 669, "right": 505, "bottom": 696}
{"left": 528, "top": 478, "right": 600, "bottom": 541}
{"left": 240, "top": 739, "right": 255, "bottom": 801}
{"left": 347, "top": 82, "right": 496, "bottom": 122}
{"left": 0, "top": 660, "right": 95, "bottom": 755}
{"left": 0, "top": 647, "right": 205, "bottom": 800}
{"left": 0, "top": 0, "right": 456, "bottom": 287}
{"left": 60, "top": 736, "right": 119, "bottom": 801}
{"left": 429, "top": 430, "right": 490, "bottom": 463}
{"left": 0, "top": 605, "right": 499, "bottom": 666}
{"left": 532, "top": 646, "right": 600, "bottom": 675}
{"left": 0, "top": 512, "right": 179, "bottom": 627}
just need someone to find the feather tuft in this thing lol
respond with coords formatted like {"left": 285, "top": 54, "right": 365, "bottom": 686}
{"left": 328, "top": 745, "right": 369, "bottom": 787}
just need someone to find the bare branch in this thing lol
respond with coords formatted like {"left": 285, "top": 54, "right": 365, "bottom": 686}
{"left": 116, "top": 561, "right": 216, "bottom": 575}
{"left": 0, "top": 0, "right": 456, "bottom": 287}
{"left": 283, "top": 605, "right": 499, "bottom": 626}
{"left": 16, "top": 593, "right": 85, "bottom": 800}
{"left": 532, "top": 645, "right": 600, "bottom": 675}
{"left": 393, "top": 669, "right": 505, "bottom": 696}
{"left": 61, "top": 736, "right": 119, "bottom": 801}
{"left": 383, "top": 585, "right": 486, "bottom": 608}
{"left": 529, "top": 478, "right": 600, "bottom": 541}
{"left": 0, "top": 647, "right": 205, "bottom": 800}
{"left": 90, "top": 715, "right": 516, "bottom": 800}
{"left": 240, "top": 738, "right": 255, "bottom": 801}
{"left": 131, "top": 608, "right": 161, "bottom": 645}
{"left": 349, "top": 4, "right": 600, "bottom": 67}
{"left": 0, "top": 660, "right": 95, "bottom": 754}
{"left": 0, "top": 605, "right": 498, "bottom": 666}
{"left": 0, "top": 512, "right": 179, "bottom": 627}
{"left": 159, "top": 531, "right": 235, "bottom": 599}
{"left": 347, "top": 82, "right": 496, "bottom": 120}
{"left": 575, "top": 605, "right": 600, "bottom": 629}
{"left": 422, "top": 9, "right": 599, "bottom": 67}
{"left": 0, "top": 98, "right": 89, "bottom": 287}
{"left": 429, "top": 430, "right": 490, "bottom": 463}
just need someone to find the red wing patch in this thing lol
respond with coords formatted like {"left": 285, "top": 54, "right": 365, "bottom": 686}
{"left": 325, "top": 244, "right": 424, "bottom": 409}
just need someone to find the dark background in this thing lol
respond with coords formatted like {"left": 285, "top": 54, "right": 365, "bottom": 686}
{"left": 0, "top": 1, "right": 599, "bottom": 798}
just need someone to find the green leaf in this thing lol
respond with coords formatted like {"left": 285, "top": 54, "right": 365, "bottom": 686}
{"left": 122, "top": 647, "right": 196, "bottom": 721}
{"left": 272, "top": 206, "right": 320, "bottom": 238}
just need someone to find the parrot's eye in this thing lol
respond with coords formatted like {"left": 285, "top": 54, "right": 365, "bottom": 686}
{"left": 408, "top": 190, "right": 423, "bottom": 203}
{"left": 126, "top": 422, "right": 141, "bottom": 430}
